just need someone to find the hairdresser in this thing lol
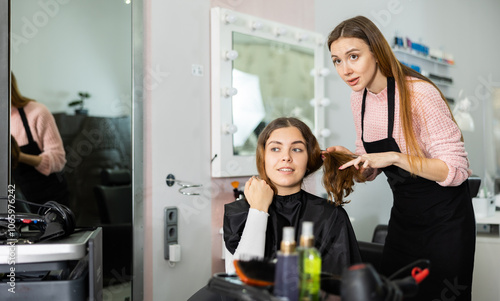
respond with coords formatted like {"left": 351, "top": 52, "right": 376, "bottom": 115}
{"left": 10, "top": 72, "right": 69, "bottom": 206}
{"left": 325, "top": 16, "right": 475, "bottom": 300}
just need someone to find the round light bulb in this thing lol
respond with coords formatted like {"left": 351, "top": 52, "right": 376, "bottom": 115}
{"left": 274, "top": 27, "right": 287, "bottom": 37}
{"left": 319, "top": 128, "right": 331, "bottom": 138}
{"left": 319, "top": 98, "right": 331, "bottom": 107}
{"left": 225, "top": 50, "right": 239, "bottom": 61}
{"left": 224, "top": 14, "right": 237, "bottom": 24}
{"left": 296, "top": 32, "right": 309, "bottom": 42}
{"left": 222, "top": 123, "right": 238, "bottom": 135}
{"left": 223, "top": 87, "right": 238, "bottom": 97}
{"left": 309, "top": 98, "right": 331, "bottom": 107}
{"left": 250, "top": 21, "right": 263, "bottom": 31}
{"left": 318, "top": 68, "right": 331, "bottom": 77}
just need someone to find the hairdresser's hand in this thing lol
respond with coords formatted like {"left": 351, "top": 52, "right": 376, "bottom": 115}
{"left": 244, "top": 176, "right": 274, "bottom": 213}
{"left": 339, "top": 151, "right": 399, "bottom": 170}
{"left": 324, "top": 145, "right": 355, "bottom": 156}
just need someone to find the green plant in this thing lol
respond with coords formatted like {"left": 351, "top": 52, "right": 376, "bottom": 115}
{"left": 68, "top": 92, "right": 91, "bottom": 111}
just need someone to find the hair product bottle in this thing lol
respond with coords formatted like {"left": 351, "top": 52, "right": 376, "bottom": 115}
{"left": 274, "top": 226, "right": 299, "bottom": 301}
{"left": 298, "top": 221, "right": 321, "bottom": 301}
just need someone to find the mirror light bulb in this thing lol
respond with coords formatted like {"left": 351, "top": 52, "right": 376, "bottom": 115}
{"left": 316, "top": 36, "right": 326, "bottom": 46}
{"left": 225, "top": 50, "right": 239, "bottom": 61}
{"left": 296, "top": 32, "right": 309, "bottom": 42}
{"left": 224, "top": 14, "right": 237, "bottom": 24}
{"left": 274, "top": 27, "right": 287, "bottom": 37}
{"left": 319, "top": 98, "right": 331, "bottom": 107}
{"left": 223, "top": 87, "right": 238, "bottom": 97}
{"left": 320, "top": 128, "right": 331, "bottom": 138}
{"left": 318, "top": 68, "right": 331, "bottom": 77}
{"left": 250, "top": 21, "right": 263, "bottom": 31}
{"left": 309, "top": 98, "right": 331, "bottom": 107}
{"left": 222, "top": 123, "right": 238, "bottom": 135}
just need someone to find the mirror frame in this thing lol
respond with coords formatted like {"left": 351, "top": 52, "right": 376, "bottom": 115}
{"left": 0, "top": 0, "right": 9, "bottom": 213}
{"left": 0, "top": 0, "right": 144, "bottom": 298}
{"left": 210, "top": 7, "right": 329, "bottom": 178}
{"left": 132, "top": 0, "right": 144, "bottom": 299}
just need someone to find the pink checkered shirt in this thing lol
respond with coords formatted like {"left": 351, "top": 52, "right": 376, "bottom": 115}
{"left": 351, "top": 77, "right": 471, "bottom": 187}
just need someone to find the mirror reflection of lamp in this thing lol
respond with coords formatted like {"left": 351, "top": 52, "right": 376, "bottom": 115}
{"left": 453, "top": 90, "right": 475, "bottom": 132}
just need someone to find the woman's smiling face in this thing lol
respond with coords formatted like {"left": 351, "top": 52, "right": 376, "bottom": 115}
{"left": 330, "top": 37, "right": 386, "bottom": 94}
{"left": 264, "top": 126, "right": 308, "bottom": 195}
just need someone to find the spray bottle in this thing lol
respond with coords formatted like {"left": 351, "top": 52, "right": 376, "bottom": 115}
{"left": 274, "top": 226, "right": 299, "bottom": 301}
{"left": 298, "top": 221, "right": 321, "bottom": 301}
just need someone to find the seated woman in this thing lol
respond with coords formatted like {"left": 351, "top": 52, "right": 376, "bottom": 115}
{"left": 224, "top": 117, "right": 365, "bottom": 276}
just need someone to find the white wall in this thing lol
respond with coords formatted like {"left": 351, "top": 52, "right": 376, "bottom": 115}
{"left": 11, "top": 0, "right": 131, "bottom": 117}
{"left": 145, "top": 0, "right": 212, "bottom": 300}
{"left": 315, "top": 0, "right": 500, "bottom": 240}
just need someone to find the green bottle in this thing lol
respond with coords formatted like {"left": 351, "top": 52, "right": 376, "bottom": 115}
{"left": 298, "top": 221, "right": 321, "bottom": 301}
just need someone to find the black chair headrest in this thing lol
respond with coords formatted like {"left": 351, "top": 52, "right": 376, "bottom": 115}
{"left": 100, "top": 168, "right": 131, "bottom": 186}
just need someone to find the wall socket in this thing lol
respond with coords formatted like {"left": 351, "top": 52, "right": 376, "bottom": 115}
{"left": 164, "top": 207, "right": 178, "bottom": 260}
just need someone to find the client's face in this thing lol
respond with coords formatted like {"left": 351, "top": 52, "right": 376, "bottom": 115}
{"left": 264, "top": 126, "right": 308, "bottom": 195}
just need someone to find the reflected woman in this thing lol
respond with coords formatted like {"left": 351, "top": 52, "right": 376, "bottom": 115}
{"left": 10, "top": 72, "right": 69, "bottom": 206}
{"left": 223, "top": 117, "right": 365, "bottom": 276}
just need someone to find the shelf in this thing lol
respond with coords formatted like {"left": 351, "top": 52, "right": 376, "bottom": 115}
{"left": 393, "top": 48, "right": 454, "bottom": 67}
{"left": 434, "top": 81, "right": 453, "bottom": 87}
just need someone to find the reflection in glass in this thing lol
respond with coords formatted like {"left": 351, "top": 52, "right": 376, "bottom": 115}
{"left": 11, "top": 0, "right": 133, "bottom": 297}
{"left": 231, "top": 32, "right": 315, "bottom": 156}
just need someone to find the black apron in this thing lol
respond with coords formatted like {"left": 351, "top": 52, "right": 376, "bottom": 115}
{"left": 12, "top": 107, "right": 69, "bottom": 206}
{"left": 361, "top": 77, "right": 475, "bottom": 300}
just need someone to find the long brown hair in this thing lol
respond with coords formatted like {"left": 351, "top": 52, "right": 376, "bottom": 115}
{"left": 11, "top": 72, "right": 34, "bottom": 108}
{"left": 256, "top": 117, "right": 364, "bottom": 205}
{"left": 327, "top": 16, "right": 460, "bottom": 174}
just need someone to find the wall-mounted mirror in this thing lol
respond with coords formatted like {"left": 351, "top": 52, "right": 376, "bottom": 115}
{"left": 10, "top": 0, "right": 134, "bottom": 298}
{"left": 210, "top": 7, "right": 330, "bottom": 177}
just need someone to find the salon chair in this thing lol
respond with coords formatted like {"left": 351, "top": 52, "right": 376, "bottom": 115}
{"left": 358, "top": 224, "right": 388, "bottom": 273}
{"left": 468, "top": 175, "right": 481, "bottom": 198}
{"left": 93, "top": 168, "right": 133, "bottom": 286}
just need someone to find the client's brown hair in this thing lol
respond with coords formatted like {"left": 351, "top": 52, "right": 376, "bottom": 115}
{"left": 256, "top": 117, "right": 365, "bottom": 205}
{"left": 322, "top": 152, "right": 366, "bottom": 206}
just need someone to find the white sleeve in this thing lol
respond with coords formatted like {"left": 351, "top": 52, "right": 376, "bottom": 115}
{"left": 224, "top": 208, "right": 269, "bottom": 274}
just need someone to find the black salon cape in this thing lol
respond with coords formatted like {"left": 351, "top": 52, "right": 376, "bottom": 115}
{"left": 223, "top": 190, "right": 361, "bottom": 276}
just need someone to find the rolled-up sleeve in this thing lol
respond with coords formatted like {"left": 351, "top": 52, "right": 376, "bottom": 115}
{"left": 34, "top": 104, "right": 66, "bottom": 175}
{"left": 412, "top": 82, "right": 472, "bottom": 186}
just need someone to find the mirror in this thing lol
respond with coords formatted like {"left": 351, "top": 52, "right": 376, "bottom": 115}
{"left": 210, "top": 7, "right": 330, "bottom": 177}
{"left": 10, "top": 0, "right": 133, "bottom": 298}
{"left": 232, "top": 32, "right": 315, "bottom": 156}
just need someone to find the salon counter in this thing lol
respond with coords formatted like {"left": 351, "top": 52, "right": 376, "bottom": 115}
{"left": 472, "top": 211, "right": 500, "bottom": 301}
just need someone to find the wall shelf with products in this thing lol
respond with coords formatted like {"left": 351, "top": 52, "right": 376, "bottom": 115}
{"left": 393, "top": 47, "right": 456, "bottom": 104}
{"left": 393, "top": 48, "right": 454, "bottom": 67}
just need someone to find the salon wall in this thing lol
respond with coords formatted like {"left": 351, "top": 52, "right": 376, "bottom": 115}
{"left": 316, "top": 0, "right": 500, "bottom": 240}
